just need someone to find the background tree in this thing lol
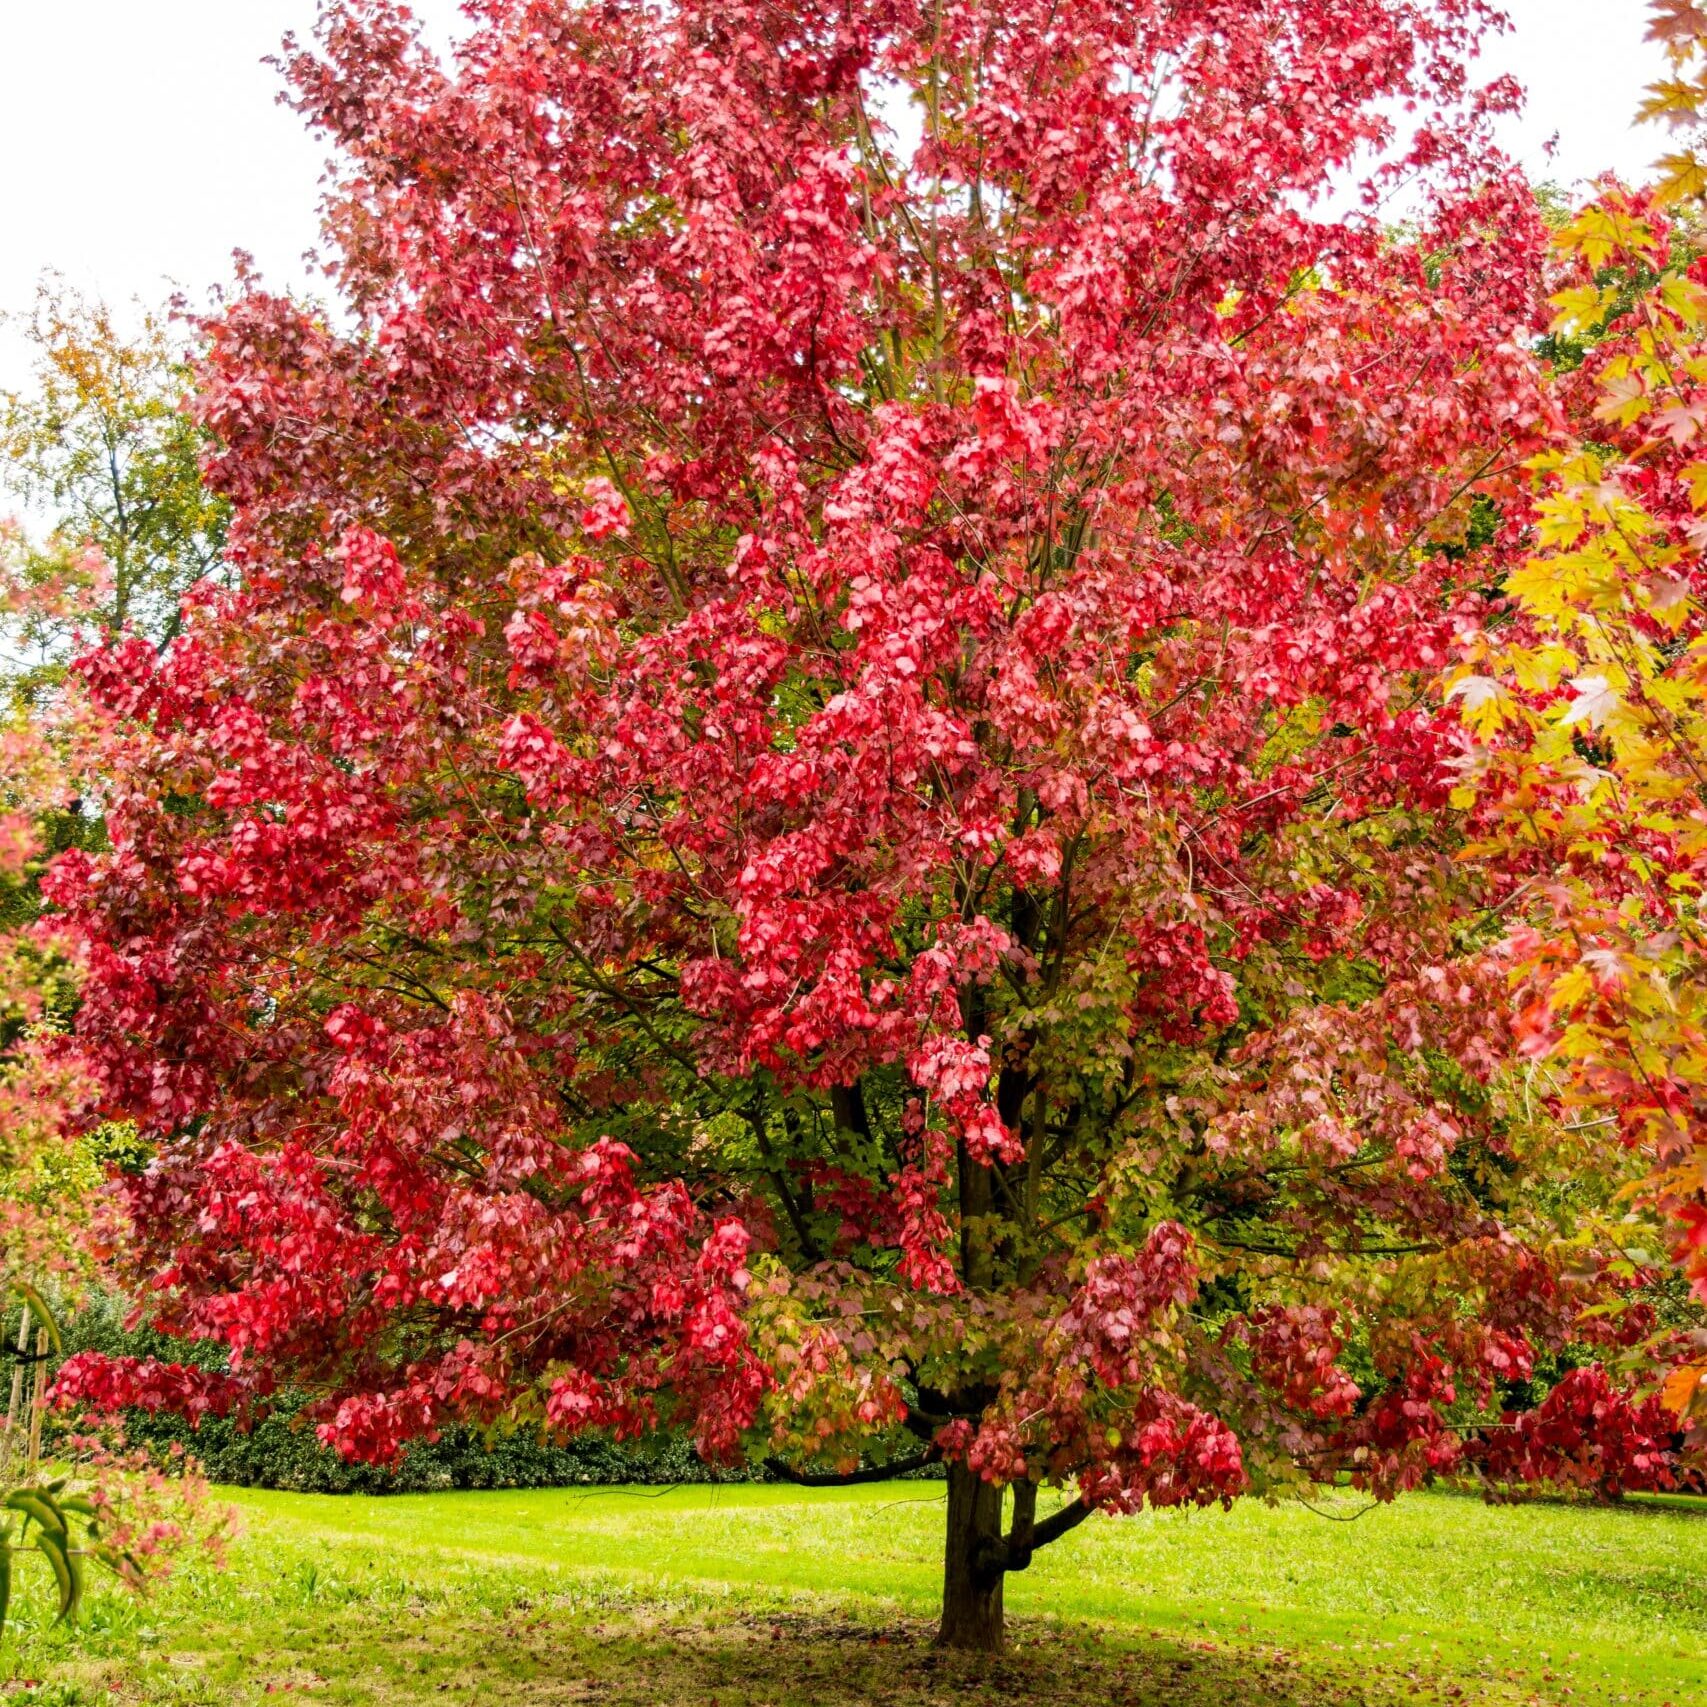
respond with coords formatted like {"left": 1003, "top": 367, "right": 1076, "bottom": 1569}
{"left": 1, "top": 276, "right": 228, "bottom": 704}
{"left": 1449, "top": 0, "right": 1707, "bottom": 1439}
{"left": 48, "top": 0, "right": 1651, "bottom": 1654}
{"left": 0, "top": 276, "right": 227, "bottom": 1048}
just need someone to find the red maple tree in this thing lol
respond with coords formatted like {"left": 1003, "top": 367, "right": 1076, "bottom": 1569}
{"left": 46, "top": 0, "right": 1651, "bottom": 1649}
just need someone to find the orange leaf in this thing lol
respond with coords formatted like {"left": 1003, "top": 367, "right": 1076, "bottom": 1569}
{"left": 1660, "top": 1363, "right": 1707, "bottom": 1420}
{"left": 1650, "top": 0, "right": 1707, "bottom": 47}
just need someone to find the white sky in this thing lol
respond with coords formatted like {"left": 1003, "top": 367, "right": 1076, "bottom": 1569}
{"left": 0, "top": 0, "right": 1669, "bottom": 396}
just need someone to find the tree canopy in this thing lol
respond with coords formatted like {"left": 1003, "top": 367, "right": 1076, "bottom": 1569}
{"left": 42, "top": 0, "right": 1701, "bottom": 1652}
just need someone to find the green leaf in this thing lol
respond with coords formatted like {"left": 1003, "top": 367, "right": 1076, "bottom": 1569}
{"left": 6, "top": 1490, "right": 67, "bottom": 1538}
{"left": 0, "top": 1542, "right": 12, "bottom": 1638}
{"left": 14, "top": 1286, "right": 60, "bottom": 1356}
{"left": 32, "top": 1524, "right": 80, "bottom": 1623}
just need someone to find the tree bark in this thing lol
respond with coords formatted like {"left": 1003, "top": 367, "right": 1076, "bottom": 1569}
{"left": 937, "top": 1460, "right": 1007, "bottom": 1652}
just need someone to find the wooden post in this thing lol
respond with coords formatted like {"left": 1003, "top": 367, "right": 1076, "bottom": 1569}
{"left": 0, "top": 1309, "right": 30, "bottom": 1480}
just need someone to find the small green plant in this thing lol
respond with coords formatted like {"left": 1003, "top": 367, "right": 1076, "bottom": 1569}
{"left": 0, "top": 1478, "right": 100, "bottom": 1629}
{"left": 0, "top": 1287, "right": 219, "bottom": 1641}
{"left": 0, "top": 1292, "right": 107, "bottom": 1638}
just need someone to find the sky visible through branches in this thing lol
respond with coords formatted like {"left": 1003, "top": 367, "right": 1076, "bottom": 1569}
{"left": 0, "top": 0, "right": 1672, "bottom": 410}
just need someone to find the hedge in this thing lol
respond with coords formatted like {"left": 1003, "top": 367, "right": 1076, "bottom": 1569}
{"left": 53, "top": 1293, "right": 758, "bottom": 1493}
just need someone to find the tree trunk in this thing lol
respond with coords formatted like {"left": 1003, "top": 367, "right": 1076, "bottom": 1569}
{"left": 937, "top": 1460, "right": 1006, "bottom": 1652}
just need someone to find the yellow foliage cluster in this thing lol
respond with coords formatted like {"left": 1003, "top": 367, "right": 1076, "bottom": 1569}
{"left": 1447, "top": 5, "right": 1707, "bottom": 1417}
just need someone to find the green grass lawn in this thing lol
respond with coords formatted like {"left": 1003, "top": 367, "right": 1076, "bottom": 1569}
{"left": 8, "top": 1481, "right": 1706, "bottom": 1705}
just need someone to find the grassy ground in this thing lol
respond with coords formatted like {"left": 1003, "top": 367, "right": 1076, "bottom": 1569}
{"left": 4, "top": 1481, "right": 1705, "bottom": 1705}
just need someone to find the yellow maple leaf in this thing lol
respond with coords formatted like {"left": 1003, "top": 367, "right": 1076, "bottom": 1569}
{"left": 1558, "top": 202, "right": 1654, "bottom": 267}
{"left": 1549, "top": 284, "right": 1615, "bottom": 335}
{"left": 1654, "top": 150, "right": 1707, "bottom": 206}
{"left": 1638, "top": 74, "right": 1707, "bottom": 127}
{"left": 1595, "top": 368, "right": 1652, "bottom": 427}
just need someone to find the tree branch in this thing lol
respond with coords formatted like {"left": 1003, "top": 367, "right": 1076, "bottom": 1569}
{"left": 743, "top": 1102, "right": 824, "bottom": 1265}
{"left": 1028, "top": 1495, "right": 1092, "bottom": 1552}
{"left": 991, "top": 1491, "right": 1093, "bottom": 1575}
{"left": 764, "top": 1449, "right": 940, "bottom": 1487}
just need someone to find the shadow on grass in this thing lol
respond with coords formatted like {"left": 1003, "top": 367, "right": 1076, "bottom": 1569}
{"left": 350, "top": 1605, "right": 1541, "bottom": 1707}
{"left": 1428, "top": 1479, "right": 1707, "bottom": 1520}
